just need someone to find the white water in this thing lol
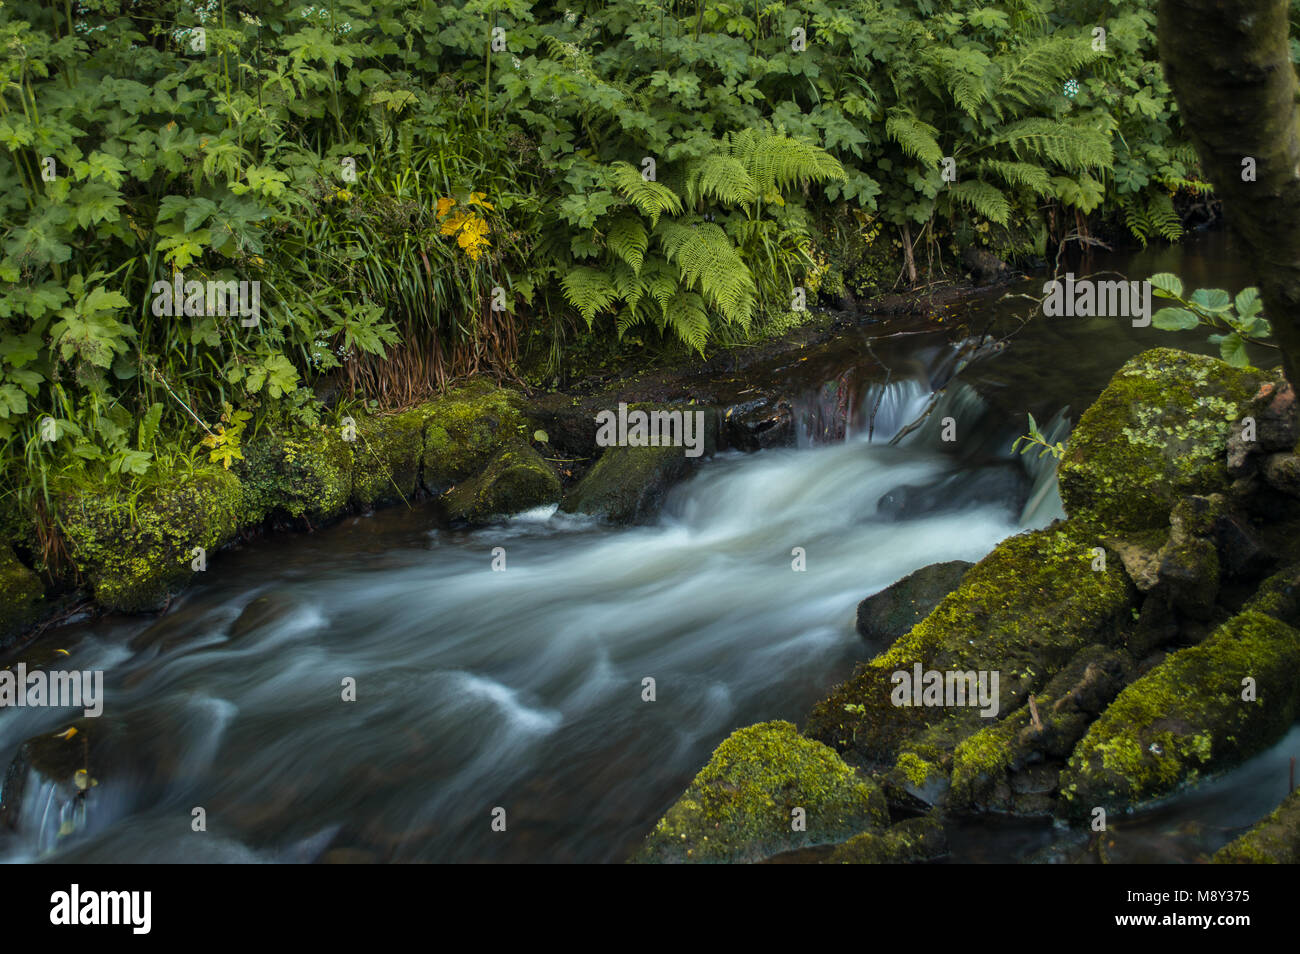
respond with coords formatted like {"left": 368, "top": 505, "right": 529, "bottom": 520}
{"left": 1, "top": 353, "right": 1056, "bottom": 863}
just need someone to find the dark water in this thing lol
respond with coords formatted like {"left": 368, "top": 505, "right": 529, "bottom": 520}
{"left": 2, "top": 230, "right": 1295, "bottom": 863}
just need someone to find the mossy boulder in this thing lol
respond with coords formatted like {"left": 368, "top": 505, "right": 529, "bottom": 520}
{"left": 421, "top": 382, "right": 529, "bottom": 493}
{"left": 0, "top": 544, "right": 43, "bottom": 647}
{"left": 442, "top": 444, "right": 561, "bottom": 523}
{"left": 632, "top": 721, "right": 889, "bottom": 863}
{"left": 59, "top": 467, "right": 244, "bottom": 612}
{"left": 1059, "top": 610, "right": 1300, "bottom": 818}
{"left": 856, "top": 560, "right": 973, "bottom": 645}
{"left": 561, "top": 444, "right": 696, "bottom": 524}
{"left": 238, "top": 428, "right": 353, "bottom": 524}
{"left": 1058, "top": 348, "right": 1262, "bottom": 531}
{"left": 1213, "top": 788, "right": 1300, "bottom": 863}
{"left": 806, "top": 521, "right": 1136, "bottom": 774}
{"left": 350, "top": 408, "right": 427, "bottom": 509}
{"left": 825, "top": 813, "right": 948, "bottom": 864}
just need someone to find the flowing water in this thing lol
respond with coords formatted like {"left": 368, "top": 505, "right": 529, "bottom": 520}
{"left": 2, "top": 229, "right": 1296, "bottom": 863}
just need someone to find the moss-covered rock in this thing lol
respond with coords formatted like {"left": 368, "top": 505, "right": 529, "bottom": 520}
{"left": 825, "top": 813, "right": 948, "bottom": 864}
{"left": 1059, "top": 610, "right": 1300, "bottom": 818}
{"left": 442, "top": 443, "right": 561, "bottom": 523}
{"left": 59, "top": 467, "right": 244, "bottom": 612}
{"left": 421, "top": 382, "right": 529, "bottom": 493}
{"left": 806, "top": 521, "right": 1136, "bottom": 777}
{"left": 856, "top": 560, "right": 973, "bottom": 645}
{"left": 1058, "top": 348, "right": 1262, "bottom": 531}
{"left": 238, "top": 428, "right": 353, "bottom": 524}
{"left": 561, "top": 444, "right": 697, "bottom": 524}
{"left": 350, "top": 408, "right": 426, "bottom": 509}
{"left": 1213, "top": 788, "right": 1300, "bottom": 863}
{"left": 632, "top": 720, "right": 889, "bottom": 863}
{"left": 0, "top": 544, "right": 43, "bottom": 647}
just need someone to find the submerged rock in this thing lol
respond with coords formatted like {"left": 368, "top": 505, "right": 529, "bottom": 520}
{"left": 1059, "top": 610, "right": 1300, "bottom": 818}
{"left": 59, "top": 467, "right": 243, "bottom": 612}
{"left": 1058, "top": 348, "right": 1261, "bottom": 531}
{"left": 1213, "top": 788, "right": 1300, "bottom": 863}
{"left": 875, "top": 465, "right": 1027, "bottom": 522}
{"left": 442, "top": 444, "right": 561, "bottom": 523}
{"left": 632, "top": 721, "right": 888, "bottom": 863}
{"left": 856, "top": 561, "right": 973, "bottom": 646}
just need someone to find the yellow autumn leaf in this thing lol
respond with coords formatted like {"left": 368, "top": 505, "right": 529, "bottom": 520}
{"left": 55, "top": 727, "right": 77, "bottom": 740}
{"left": 467, "top": 191, "right": 495, "bottom": 211}
{"left": 436, "top": 196, "right": 457, "bottom": 218}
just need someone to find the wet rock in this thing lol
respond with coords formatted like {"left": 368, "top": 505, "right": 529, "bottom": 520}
{"left": 1223, "top": 378, "right": 1295, "bottom": 476}
{"left": 723, "top": 397, "right": 794, "bottom": 451}
{"left": 59, "top": 467, "right": 244, "bottom": 613}
{"left": 238, "top": 429, "right": 353, "bottom": 525}
{"left": 1241, "top": 563, "right": 1300, "bottom": 627}
{"left": 1059, "top": 610, "right": 1300, "bottom": 819}
{"left": 1212, "top": 512, "right": 1273, "bottom": 580}
{"left": 1261, "top": 453, "right": 1300, "bottom": 496}
{"left": 876, "top": 464, "right": 1027, "bottom": 522}
{"left": 962, "top": 247, "right": 1009, "bottom": 286}
{"left": 350, "top": 407, "right": 427, "bottom": 509}
{"left": 421, "top": 381, "right": 530, "bottom": 494}
{"left": 1058, "top": 348, "right": 1262, "bottom": 531}
{"left": 824, "top": 813, "right": 947, "bottom": 864}
{"left": 632, "top": 721, "right": 888, "bottom": 863}
{"left": 808, "top": 520, "right": 1137, "bottom": 791}
{"left": 856, "top": 561, "right": 973, "bottom": 646}
{"left": 442, "top": 444, "right": 562, "bottom": 523}
{"left": 0, "top": 545, "right": 43, "bottom": 649}
{"left": 1213, "top": 788, "right": 1300, "bottom": 863}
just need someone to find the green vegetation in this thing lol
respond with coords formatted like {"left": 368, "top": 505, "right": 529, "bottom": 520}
{"left": 1148, "top": 273, "right": 1277, "bottom": 367}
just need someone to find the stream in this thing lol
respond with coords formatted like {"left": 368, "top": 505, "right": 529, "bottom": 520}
{"left": 2, "top": 229, "right": 1297, "bottom": 864}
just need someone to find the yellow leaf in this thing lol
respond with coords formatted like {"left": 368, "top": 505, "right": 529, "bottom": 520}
{"left": 55, "top": 648, "right": 69, "bottom": 655}
{"left": 74, "top": 769, "right": 90, "bottom": 790}
{"left": 55, "top": 727, "right": 78, "bottom": 740}
{"left": 436, "top": 196, "right": 457, "bottom": 218}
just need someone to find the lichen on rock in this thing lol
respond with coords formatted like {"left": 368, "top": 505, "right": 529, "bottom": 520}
{"left": 1058, "top": 348, "right": 1262, "bottom": 531}
{"left": 632, "top": 720, "right": 888, "bottom": 863}
{"left": 1059, "top": 610, "right": 1300, "bottom": 818}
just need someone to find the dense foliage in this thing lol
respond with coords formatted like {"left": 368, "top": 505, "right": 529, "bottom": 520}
{"left": 0, "top": 0, "right": 1278, "bottom": 561}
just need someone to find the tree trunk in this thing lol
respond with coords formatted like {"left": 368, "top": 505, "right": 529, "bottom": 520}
{"left": 1159, "top": 0, "right": 1300, "bottom": 382}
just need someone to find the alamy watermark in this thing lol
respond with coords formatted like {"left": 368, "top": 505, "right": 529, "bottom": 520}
{"left": 890, "top": 663, "right": 1000, "bottom": 718}
{"left": 1042, "top": 273, "right": 1152, "bottom": 327}
{"left": 151, "top": 271, "right": 261, "bottom": 327}
{"left": 595, "top": 403, "right": 706, "bottom": 458}
{"left": 0, "top": 665, "right": 104, "bottom": 717}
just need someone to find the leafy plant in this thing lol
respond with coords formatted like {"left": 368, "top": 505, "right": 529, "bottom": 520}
{"left": 1148, "top": 273, "right": 1274, "bottom": 367}
{"left": 1012, "top": 412, "right": 1066, "bottom": 461}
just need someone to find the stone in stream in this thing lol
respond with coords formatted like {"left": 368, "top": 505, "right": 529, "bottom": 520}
{"left": 441, "top": 443, "right": 562, "bottom": 523}
{"left": 632, "top": 721, "right": 888, "bottom": 863}
{"left": 1213, "top": 787, "right": 1300, "bottom": 863}
{"left": 824, "top": 813, "right": 947, "bottom": 864}
{"left": 875, "top": 464, "right": 1028, "bottom": 522}
{"left": 855, "top": 560, "right": 973, "bottom": 646}
{"left": 0, "top": 544, "right": 44, "bottom": 650}
{"left": 1058, "top": 610, "right": 1300, "bottom": 820}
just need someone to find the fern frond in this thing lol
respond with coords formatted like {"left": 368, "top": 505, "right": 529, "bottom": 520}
{"left": 683, "top": 154, "right": 760, "bottom": 207}
{"left": 607, "top": 162, "right": 684, "bottom": 227}
{"left": 885, "top": 112, "right": 944, "bottom": 168}
{"left": 607, "top": 214, "right": 649, "bottom": 273}
{"left": 727, "top": 128, "right": 846, "bottom": 199}
{"left": 982, "top": 159, "right": 1052, "bottom": 196}
{"left": 657, "top": 221, "right": 757, "bottom": 328}
{"left": 561, "top": 266, "right": 618, "bottom": 326}
{"left": 662, "top": 291, "right": 711, "bottom": 354}
{"left": 995, "top": 117, "right": 1113, "bottom": 172}
{"left": 948, "top": 180, "right": 1011, "bottom": 225}
{"left": 993, "top": 35, "right": 1098, "bottom": 117}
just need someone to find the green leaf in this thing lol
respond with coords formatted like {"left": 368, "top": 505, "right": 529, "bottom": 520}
{"left": 1148, "top": 273, "right": 1183, "bottom": 299}
{"left": 1234, "top": 287, "right": 1262, "bottom": 320}
{"left": 1219, "top": 333, "right": 1249, "bottom": 367}
{"left": 1151, "top": 307, "right": 1199, "bottom": 331}
{"left": 1190, "top": 288, "right": 1231, "bottom": 312}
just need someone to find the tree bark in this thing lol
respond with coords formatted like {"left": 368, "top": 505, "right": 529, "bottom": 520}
{"left": 1159, "top": 0, "right": 1300, "bottom": 382}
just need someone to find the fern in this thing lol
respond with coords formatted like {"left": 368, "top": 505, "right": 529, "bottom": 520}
{"left": 657, "top": 221, "right": 757, "bottom": 328}
{"left": 561, "top": 266, "right": 618, "bottom": 326}
{"left": 885, "top": 112, "right": 944, "bottom": 168}
{"left": 607, "top": 214, "right": 649, "bottom": 273}
{"left": 995, "top": 117, "right": 1113, "bottom": 172}
{"left": 948, "top": 180, "right": 1011, "bottom": 225}
{"left": 982, "top": 159, "right": 1052, "bottom": 196}
{"left": 683, "top": 154, "right": 759, "bottom": 207}
{"left": 662, "top": 291, "right": 711, "bottom": 355}
{"left": 727, "top": 128, "right": 846, "bottom": 199}
{"left": 607, "top": 162, "right": 684, "bottom": 227}
{"left": 1122, "top": 192, "right": 1185, "bottom": 247}
{"left": 993, "top": 35, "right": 1098, "bottom": 118}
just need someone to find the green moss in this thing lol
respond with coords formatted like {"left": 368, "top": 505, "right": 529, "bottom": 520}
{"left": 442, "top": 443, "right": 561, "bottom": 522}
{"left": 350, "top": 407, "right": 427, "bottom": 509}
{"left": 1242, "top": 563, "right": 1300, "bottom": 626}
{"left": 1058, "top": 348, "right": 1261, "bottom": 530}
{"left": 421, "top": 381, "right": 529, "bottom": 493}
{"left": 560, "top": 444, "right": 694, "bottom": 524}
{"left": 1060, "top": 610, "right": 1300, "bottom": 817}
{"left": 825, "top": 814, "right": 947, "bottom": 864}
{"left": 949, "top": 719, "right": 1020, "bottom": 806}
{"left": 0, "top": 543, "right": 43, "bottom": 645}
{"left": 1212, "top": 788, "right": 1300, "bottom": 864}
{"left": 806, "top": 520, "right": 1135, "bottom": 765}
{"left": 632, "top": 720, "right": 889, "bottom": 863}
{"left": 59, "top": 466, "right": 244, "bottom": 612}
{"left": 238, "top": 427, "right": 353, "bottom": 524}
